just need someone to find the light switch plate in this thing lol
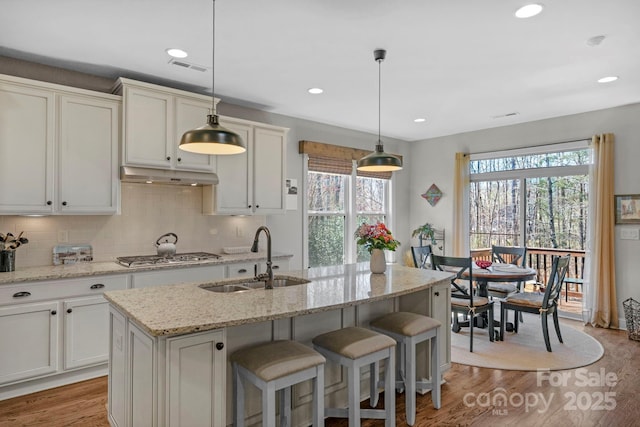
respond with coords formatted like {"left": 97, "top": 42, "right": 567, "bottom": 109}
{"left": 620, "top": 228, "right": 640, "bottom": 240}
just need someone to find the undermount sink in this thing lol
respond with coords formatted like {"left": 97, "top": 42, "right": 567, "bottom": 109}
{"left": 200, "top": 276, "right": 311, "bottom": 293}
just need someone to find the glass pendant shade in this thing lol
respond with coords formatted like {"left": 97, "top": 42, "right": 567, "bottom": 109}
{"left": 179, "top": 114, "right": 245, "bottom": 155}
{"left": 179, "top": 0, "right": 245, "bottom": 155}
{"left": 357, "top": 48, "right": 402, "bottom": 172}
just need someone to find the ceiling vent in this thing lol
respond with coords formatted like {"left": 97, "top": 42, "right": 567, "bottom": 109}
{"left": 168, "top": 59, "right": 208, "bottom": 72}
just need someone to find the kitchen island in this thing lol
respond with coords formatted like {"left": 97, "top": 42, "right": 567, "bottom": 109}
{"left": 104, "top": 263, "right": 453, "bottom": 427}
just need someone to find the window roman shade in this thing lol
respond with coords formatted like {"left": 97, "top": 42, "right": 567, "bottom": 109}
{"left": 300, "top": 140, "right": 399, "bottom": 180}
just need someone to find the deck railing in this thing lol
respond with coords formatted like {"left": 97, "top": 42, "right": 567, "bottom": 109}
{"left": 470, "top": 247, "right": 586, "bottom": 298}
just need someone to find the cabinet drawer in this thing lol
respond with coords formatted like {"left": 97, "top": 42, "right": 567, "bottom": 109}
{"left": 226, "top": 262, "right": 257, "bottom": 278}
{"left": 0, "top": 275, "right": 129, "bottom": 306}
{"left": 131, "top": 265, "right": 225, "bottom": 289}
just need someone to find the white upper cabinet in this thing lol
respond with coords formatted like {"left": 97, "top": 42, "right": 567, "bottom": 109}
{"left": 116, "top": 78, "right": 217, "bottom": 172}
{"left": 0, "top": 74, "right": 119, "bottom": 215}
{"left": 205, "top": 116, "right": 288, "bottom": 215}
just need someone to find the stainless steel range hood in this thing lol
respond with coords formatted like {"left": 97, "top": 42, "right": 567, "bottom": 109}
{"left": 120, "top": 166, "right": 218, "bottom": 186}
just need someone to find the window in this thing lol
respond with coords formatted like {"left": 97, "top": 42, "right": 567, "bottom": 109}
{"left": 469, "top": 144, "right": 591, "bottom": 250}
{"left": 306, "top": 168, "right": 391, "bottom": 267}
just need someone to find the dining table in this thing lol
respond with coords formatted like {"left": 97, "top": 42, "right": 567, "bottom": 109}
{"left": 461, "top": 263, "right": 538, "bottom": 330}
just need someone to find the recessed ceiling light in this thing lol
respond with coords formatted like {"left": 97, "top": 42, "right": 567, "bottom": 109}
{"left": 515, "top": 4, "right": 543, "bottom": 18}
{"left": 166, "top": 48, "right": 188, "bottom": 58}
{"left": 414, "top": 118, "right": 426, "bottom": 123}
{"left": 597, "top": 76, "right": 618, "bottom": 83}
{"left": 308, "top": 88, "right": 323, "bottom": 94}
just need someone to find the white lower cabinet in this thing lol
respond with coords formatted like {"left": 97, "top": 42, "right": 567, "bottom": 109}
{"left": 131, "top": 265, "right": 225, "bottom": 288}
{"left": 63, "top": 296, "right": 110, "bottom": 370}
{"left": 0, "top": 275, "right": 128, "bottom": 399}
{"left": 0, "top": 301, "right": 59, "bottom": 385}
{"left": 109, "top": 307, "right": 226, "bottom": 427}
{"left": 225, "top": 258, "right": 290, "bottom": 279}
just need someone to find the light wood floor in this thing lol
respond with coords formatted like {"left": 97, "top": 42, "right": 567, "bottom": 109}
{"left": 1, "top": 319, "right": 638, "bottom": 426}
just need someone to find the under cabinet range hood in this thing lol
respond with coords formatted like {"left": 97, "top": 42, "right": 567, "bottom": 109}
{"left": 120, "top": 166, "right": 219, "bottom": 186}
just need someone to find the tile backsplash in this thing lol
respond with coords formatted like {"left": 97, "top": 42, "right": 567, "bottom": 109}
{"left": 0, "top": 183, "right": 265, "bottom": 268}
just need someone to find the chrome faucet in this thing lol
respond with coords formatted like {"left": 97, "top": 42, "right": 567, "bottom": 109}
{"left": 251, "top": 226, "right": 273, "bottom": 289}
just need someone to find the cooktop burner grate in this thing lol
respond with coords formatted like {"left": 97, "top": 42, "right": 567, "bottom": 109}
{"left": 116, "top": 252, "right": 222, "bottom": 267}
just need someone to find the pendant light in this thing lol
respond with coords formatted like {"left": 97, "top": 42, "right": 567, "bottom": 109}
{"left": 179, "top": 0, "right": 246, "bottom": 155}
{"left": 357, "top": 49, "right": 403, "bottom": 172}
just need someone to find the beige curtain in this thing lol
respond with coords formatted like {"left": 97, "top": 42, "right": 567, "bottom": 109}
{"left": 453, "top": 152, "right": 470, "bottom": 256}
{"left": 587, "top": 133, "right": 618, "bottom": 328}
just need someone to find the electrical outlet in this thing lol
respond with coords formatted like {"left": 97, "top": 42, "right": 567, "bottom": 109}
{"left": 209, "top": 228, "right": 218, "bottom": 235}
{"left": 236, "top": 226, "right": 245, "bottom": 237}
{"left": 58, "top": 230, "right": 69, "bottom": 243}
{"left": 620, "top": 228, "right": 640, "bottom": 240}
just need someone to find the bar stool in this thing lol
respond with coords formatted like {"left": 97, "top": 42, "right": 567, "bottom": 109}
{"left": 312, "top": 326, "right": 396, "bottom": 427}
{"left": 370, "top": 312, "right": 442, "bottom": 426}
{"left": 230, "top": 340, "right": 326, "bottom": 427}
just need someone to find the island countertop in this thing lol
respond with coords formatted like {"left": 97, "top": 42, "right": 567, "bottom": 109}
{"left": 104, "top": 263, "right": 454, "bottom": 337}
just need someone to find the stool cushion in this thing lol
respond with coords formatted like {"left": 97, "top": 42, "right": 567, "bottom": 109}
{"left": 370, "top": 312, "right": 441, "bottom": 337}
{"left": 312, "top": 326, "right": 395, "bottom": 359}
{"left": 230, "top": 340, "right": 325, "bottom": 382}
{"left": 451, "top": 296, "right": 490, "bottom": 307}
{"left": 487, "top": 282, "right": 518, "bottom": 294}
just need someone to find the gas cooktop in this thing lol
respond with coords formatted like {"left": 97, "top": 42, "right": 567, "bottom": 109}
{"left": 116, "top": 252, "right": 222, "bottom": 268}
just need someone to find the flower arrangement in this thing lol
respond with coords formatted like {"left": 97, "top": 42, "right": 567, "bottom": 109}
{"left": 354, "top": 222, "right": 400, "bottom": 253}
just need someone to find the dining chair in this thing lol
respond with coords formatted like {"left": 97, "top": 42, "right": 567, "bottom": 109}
{"left": 411, "top": 245, "right": 433, "bottom": 269}
{"left": 500, "top": 254, "right": 571, "bottom": 352}
{"left": 489, "top": 245, "right": 527, "bottom": 327}
{"left": 431, "top": 255, "right": 495, "bottom": 352}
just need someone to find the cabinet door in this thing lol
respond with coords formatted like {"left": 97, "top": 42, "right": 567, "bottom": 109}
{"left": 108, "top": 307, "right": 127, "bottom": 427}
{"left": 167, "top": 329, "right": 226, "bottom": 427}
{"left": 212, "top": 118, "right": 253, "bottom": 215}
{"left": 0, "top": 301, "right": 59, "bottom": 385}
{"left": 129, "top": 322, "right": 157, "bottom": 427}
{"left": 122, "top": 86, "right": 173, "bottom": 168}
{"left": 253, "top": 126, "right": 286, "bottom": 214}
{"left": 63, "top": 296, "right": 109, "bottom": 369}
{"left": 0, "top": 81, "right": 55, "bottom": 214}
{"left": 58, "top": 95, "right": 119, "bottom": 214}
{"left": 174, "top": 97, "right": 217, "bottom": 172}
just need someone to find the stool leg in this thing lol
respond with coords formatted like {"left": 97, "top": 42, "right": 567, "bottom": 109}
{"left": 233, "top": 364, "right": 245, "bottom": 427}
{"left": 263, "top": 382, "right": 276, "bottom": 426}
{"left": 385, "top": 350, "right": 396, "bottom": 427}
{"left": 280, "top": 386, "right": 291, "bottom": 427}
{"left": 348, "top": 362, "right": 361, "bottom": 427}
{"left": 431, "top": 330, "right": 441, "bottom": 409}
{"left": 405, "top": 338, "right": 416, "bottom": 425}
{"left": 370, "top": 361, "right": 379, "bottom": 407}
{"left": 313, "top": 364, "right": 325, "bottom": 427}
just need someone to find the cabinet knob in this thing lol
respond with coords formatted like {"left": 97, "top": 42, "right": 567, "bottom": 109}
{"left": 46, "top": 201, "right": 52, "bottom": 206}
{"left": 51, "top": 310, "right": 57, "bottom": 316}
{"left": 166, "top": 156, "right": 171, "bottom": 161}
{"left": 216, "top": 342, "right": 224, "bottom": 351}
{"left": 13, "top": 291, "right": 31, "bottom": 298}
{"left": 177, "top": 157, "right": 182, "bottom": 162}
{"left": 62, "top": 201, "right": 68, "bottom": 206}
{"left": 90, "top": 283, "right": 105, "bottom": 290}
{"left": 255, "top": 205, "right": 260, "bottom": 209}
{"left": 248, "top": 205, "right": 252, "bottom": 208}
{"left": 435, "top": 292, "right": 440, "bottom": 296}
{"left": 67, "top": 308, "right": 73, "bottom": 314}
{"left": 238, "top": 269, "right": 247, "bottom": 273}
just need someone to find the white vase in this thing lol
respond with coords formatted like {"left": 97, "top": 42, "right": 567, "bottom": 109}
{"left": 370, "top": 249, "right": 386, "bottom": 274}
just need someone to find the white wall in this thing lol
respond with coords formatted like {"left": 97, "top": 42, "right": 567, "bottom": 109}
{"left": 408, "top": 102, "right": 640, "bottom": 321}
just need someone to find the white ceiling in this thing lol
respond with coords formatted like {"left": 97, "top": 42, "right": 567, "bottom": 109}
{"left": 2, "top": 0, "right": 640, "bottom": 142}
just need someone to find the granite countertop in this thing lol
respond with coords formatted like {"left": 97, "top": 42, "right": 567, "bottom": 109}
{"left": 103, "top": 263, "right": 454, "bottom": 337}
{"left": 0, "top": 252, "right": 292, "bottom": 285}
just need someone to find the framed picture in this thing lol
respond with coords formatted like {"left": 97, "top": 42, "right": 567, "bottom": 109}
{"left": 615, "top": 194, "right": 640, "bottom": 224}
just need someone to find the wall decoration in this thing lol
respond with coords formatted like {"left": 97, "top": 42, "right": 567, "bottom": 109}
{"left": 286, "top": 179, "right": 298, "bottom": 210}
{"left": 421, "top": 183, "right": 442, "bottom": 207}
{"left": 615, "top": 194, "right": 640, "bottom": 224}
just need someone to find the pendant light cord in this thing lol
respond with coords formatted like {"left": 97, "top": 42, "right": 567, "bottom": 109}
{"left": 378, "top": 56, "right": 381, "bottom": 144}
{"left": 211, "top": 0, "right": 217, "bottom": 115}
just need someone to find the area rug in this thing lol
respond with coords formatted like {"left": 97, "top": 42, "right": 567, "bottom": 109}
{"left": 451, "top": 313, "right": 604, "bottom": 371}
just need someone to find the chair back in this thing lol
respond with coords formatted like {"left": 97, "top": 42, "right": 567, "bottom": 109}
{"left": 492, "top": 245, "right": 527, "bottom": 267}
{"left": 542, "top": 254, "right": 571, "bottom": 309}
{"left": 431, "top": 255, "right": 477, "bottom": 305}
{"left": 411, "top": 245, "right": 433, "bottom": 269}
